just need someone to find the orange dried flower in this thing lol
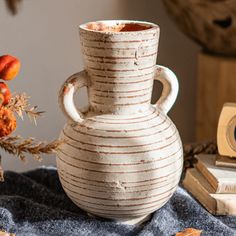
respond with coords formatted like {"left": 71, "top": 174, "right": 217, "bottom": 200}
{"left": 0, "top": 55, "right": 21, "bottom": 81}
{"left": 0, "top": 106, "right": 16, "bottom": 137}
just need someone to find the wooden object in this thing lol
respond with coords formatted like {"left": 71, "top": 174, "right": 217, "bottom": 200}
{"left": 217, "top": 103, "right": 236, "bottom": 157}
{"left": 162, "top": 0, "right": 236, "bottom": 55}
{"left": 57, "top": 20, "right": 183, "bottom": 225}
{"left": 196, "top": 52, "right": 236, "bottom": 141}
{"left": 196, "top": 154, "right": 236, "bottom": 193}
{"left": 216, "top": 155, "right": 236, "bottom": 168}
{"left": 183, "top": 168, "right": 236, "bottom": 215}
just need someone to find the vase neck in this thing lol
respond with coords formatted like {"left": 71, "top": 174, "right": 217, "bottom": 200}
{"left": 88, "top": 72, "right": 154, "bottom": 115}
{"left": 79, "top": 20, "right": 159, "bottom": 115}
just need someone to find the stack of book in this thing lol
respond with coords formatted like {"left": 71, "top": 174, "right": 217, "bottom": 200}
{"left": 183, "top": 154, "right": 236, "bottom": 215}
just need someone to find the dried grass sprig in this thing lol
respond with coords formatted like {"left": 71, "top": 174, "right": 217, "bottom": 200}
{"left": 7, "top": 93, "right": 44, "bottom": 124}
{"left": 0, "top": 135, "right": 62, "bottom": 163}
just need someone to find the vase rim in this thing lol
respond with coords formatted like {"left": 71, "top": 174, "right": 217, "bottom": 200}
{"left": 79, "top": 20, "right": 159, "bottom": 34}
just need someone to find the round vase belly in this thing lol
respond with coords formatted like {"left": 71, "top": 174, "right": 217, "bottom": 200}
{"left": 57, "top": 107, "right": 183, "bottom": 221}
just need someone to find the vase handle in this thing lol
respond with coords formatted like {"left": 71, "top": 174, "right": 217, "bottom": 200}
{"left": 153, "top": 65, "right": 179, "bottom": 114}
{"left": 59, "top": 70, "right": 89, "bottom": 123}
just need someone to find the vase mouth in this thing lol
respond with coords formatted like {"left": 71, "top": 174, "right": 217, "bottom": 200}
{"left": 79, "top": 20, "right": 159, "bottom": 34}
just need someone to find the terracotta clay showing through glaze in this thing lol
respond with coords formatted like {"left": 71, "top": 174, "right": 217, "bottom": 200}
{"left": 57, "top": 20, "right": 183, "bottom": 225}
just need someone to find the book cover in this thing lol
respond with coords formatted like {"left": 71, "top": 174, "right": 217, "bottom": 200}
{"left": 183, "top": 168, "right": 236, "bottom": 215}
{"left": 196, "top": 154, "right": 236, "bottom": 193}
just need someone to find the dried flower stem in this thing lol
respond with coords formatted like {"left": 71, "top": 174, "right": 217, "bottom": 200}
{"left": 0, "top": 135, "right": 62, "bottom": 162}
{"left": 7, "top": 93, "right": 44, "bottom": 124}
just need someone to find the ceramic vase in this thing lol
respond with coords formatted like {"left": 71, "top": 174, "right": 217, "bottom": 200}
{"left": 57, "top": 20, "right": 183, "bottom": 225}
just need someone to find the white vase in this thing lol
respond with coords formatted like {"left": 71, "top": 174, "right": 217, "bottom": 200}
{"left": 57, "top": 20, "right": 183, "bottom": 225}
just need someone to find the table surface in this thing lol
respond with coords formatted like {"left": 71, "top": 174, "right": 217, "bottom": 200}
{"left": 0, "top": 166, "right": 235, "bottom": 236}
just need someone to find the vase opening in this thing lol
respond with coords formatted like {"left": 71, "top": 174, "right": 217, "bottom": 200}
{"left": 80, "top": 20, "right": 159, "bottom": 33}
{"left": 86, "top": 22, "right": 152, "bottom": 32}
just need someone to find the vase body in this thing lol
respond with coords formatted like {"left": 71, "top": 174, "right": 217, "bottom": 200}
{"left": 57, "top": 20, "right": 183, "bottom": 224}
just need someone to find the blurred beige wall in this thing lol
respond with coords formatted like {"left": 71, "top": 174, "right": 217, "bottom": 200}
{"left": 0, "top": 0, "right": 199, "bottom": 171}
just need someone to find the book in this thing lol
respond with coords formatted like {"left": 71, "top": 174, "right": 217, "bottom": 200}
{"left": 215, "top": 155, "right": 236, "bottom": 168}
{"left": 183, "top": 168, "right": 236, "bottom": 215}
{"left": 196, "top": 154, "right": 236, "bottom": 193}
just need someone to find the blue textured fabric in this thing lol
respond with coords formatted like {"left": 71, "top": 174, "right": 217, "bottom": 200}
{"left": 0, "top": 167, "right": 235, "bottom": 236}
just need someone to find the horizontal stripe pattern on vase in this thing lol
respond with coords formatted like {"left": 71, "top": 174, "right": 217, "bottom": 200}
{"left": 57, "top": 147, "right": 182, "bottom": 174}
{"left": 80, "top": 25, "right": 158, "bottom": 114}
{"left": 58, "top": 167, "right": 182, "bottom": 193}
{"left": 84, "top": 58, "right": 156, "bottom": 71}
{"left": 58, "top": 176, "right": 178, "bottom": 217}
{"left": 57, "top": 155, "right": 182, "bottom": 182}
{"left": 58, "top": 173, "right": 179, "bottom": 202}
{"left": 59, "top": 167, "right": 181, "bottom": 192}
